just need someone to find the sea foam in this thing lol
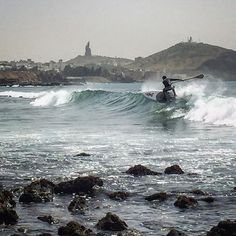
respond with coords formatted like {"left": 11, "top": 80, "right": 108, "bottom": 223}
{"left": 179, "top": 81, "right": 236, "bottom": 127}
{"left": 30, "top": 90, "right": 72, "bottom": 107}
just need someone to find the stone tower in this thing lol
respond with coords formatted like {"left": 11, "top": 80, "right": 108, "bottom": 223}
{"left": 85, "top": 41, "right": 92, "bottom": 56}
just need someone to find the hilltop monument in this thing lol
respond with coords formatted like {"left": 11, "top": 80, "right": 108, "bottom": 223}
{"left": 85, "top": 41, "right": 92, "bottom": 56}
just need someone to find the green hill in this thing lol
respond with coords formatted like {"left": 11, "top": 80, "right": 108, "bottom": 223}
{"left": 129, "top": 42, "right": 236, "bottom": 79}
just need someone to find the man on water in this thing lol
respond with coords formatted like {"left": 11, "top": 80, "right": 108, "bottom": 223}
{"left": 162, "top": 75, "right": 176, "bottom": 99}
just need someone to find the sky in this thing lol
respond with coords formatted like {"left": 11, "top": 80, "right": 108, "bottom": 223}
{"left": 0, "top": 0, "right": 236, "bottom": 62}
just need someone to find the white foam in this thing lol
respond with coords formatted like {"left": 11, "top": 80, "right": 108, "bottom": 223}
{"left": 30, "top": 90, "right": 72, "bottom": 107}
{"left": 185, "top": 96, "right": 236, "bottom": 127}
{"left": 0, "top": 90, "right": 45, "bottom": 98}
{"left": 179, "top": 81, "right": 236, "bottom": 127}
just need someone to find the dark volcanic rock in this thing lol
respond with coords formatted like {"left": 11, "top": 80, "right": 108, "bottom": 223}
{"left": 19, "top": 179, "right": 54, "bottom": 203}
{"left": 37, "top": 215, "right": 57, "bottom": 224}
{"left": 174, "top": 195, "right": 198, "bottom": 209}
{"left": 0, "top": 189, "right": 18, "bottom": 225}
{"left": 199, "top": 197, "right": 215, "bottom": 203}
{"left": 0, "top": 207, "right": 18, "bottom": 225}
{"left": 207, "top": 220, "right": 236, "bottom": 236}
{"left": 108, "top": 191, "right": 129, "bottom": 201}
{"left": 191, "top": 189, "right": 208, "bottom": 196}
{"left": 0, "top": 189, "right": 16, "bottom": 207}
{"left": 167, "top": 229, "right": 188, "bottom": 236}
{"left": 164, "top": 165, "right": 184, "bottom": 174}
{"left": 74, "top": 152, "right": 91, "bottom": 157}
{"left": 58, "top": 221, "right": 96, "bottom": 236}
{"left": 68, "top": 196, "right": 87, "bottom": 213}
{"left": 145, "top": 192, "right": 169, "bottom": 202}
{"left": 126, "top": 164, "right": 161, "bottom": 176}
{"left": 54, "top": 176, "right": 103, "bottom": 195}
{"left": 96, "top": 212, "right": 128, "bottom": 231}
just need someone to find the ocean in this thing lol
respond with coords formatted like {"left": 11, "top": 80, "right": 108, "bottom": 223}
{"left": 0, "top": 79, "right": 235, "bottom": 235}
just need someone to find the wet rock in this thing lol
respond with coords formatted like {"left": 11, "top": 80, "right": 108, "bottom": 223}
{"left": 199, "top": 196, "right": 215, "bottom": 203}
{"left": 145, "top": 192, "right": 169, "bottom": 201}
{"left": 174, "top": 195, "right": 198, "bottom": 208}
{"left": 58, "top": 221, "right": 96, "bottom": 236}
{"left": 108, "top": 191, "right": 129, "bottom": 201}
{"left": 117, "top": 229, "right": 144, "bottom": 236}
{"left": 0, "top": 189, "right": 16, "bottom": 207}
{"left": 96, "top": 212, "right": 128, "bottom": 231}
{"left": 19, "top": 179, "right": 54, "bottom": 203}
{"left": 0, "top": 189, "right": 18, "bottom": 225}
{"left": 17, "top": 227, "right": 27, "bottom": 233}
{"left": 207, "top": 220, "right": 236, "bottom": 236}
{"left": 191, "top": 189, "right": 208, "bottom": 196}
{"left": 68, "top": 196, "right": 87, "bottom": 213}
{"left": 0, "top": 207, "right": 18, "bottom": 225}
{"left": 37, "top": 215, "right": 58, "bottom": 224}
{"left": 126, "top": 164, "right": 161, "bottom": 176}
{"left": 166, "top": 229, "right": 188, "bottom": 236}
{"left": 54, "top": 176, "right": 103, "bottom": 195}
{"left": 164, "top": 165, "right": 184, "bottom": 174}
{"left": 74, "top": 152, "right": 91, "bottom": 157}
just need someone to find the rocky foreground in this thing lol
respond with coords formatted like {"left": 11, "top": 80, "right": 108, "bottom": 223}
{"left": 0, "top": 162, "right": 235, "bottom": 236}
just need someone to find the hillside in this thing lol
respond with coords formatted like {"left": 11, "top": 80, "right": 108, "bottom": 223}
{"left": 66, "top": 55, "right": 133, "bottom": 67}
{"left": 129, "top": 42, "right": 236, "bottom": 79}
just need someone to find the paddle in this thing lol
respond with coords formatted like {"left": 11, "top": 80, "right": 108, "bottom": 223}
{"left": 171, "top": 74, "right": 204, "bottom": 83}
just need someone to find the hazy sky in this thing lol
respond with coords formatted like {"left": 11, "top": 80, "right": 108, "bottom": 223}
{"left": 0, "top": 0, "right": 236, "bottom": 62}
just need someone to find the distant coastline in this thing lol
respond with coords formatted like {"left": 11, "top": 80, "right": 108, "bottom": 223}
{"left": 1, "top": 40, "right": 236, "bottom": 86}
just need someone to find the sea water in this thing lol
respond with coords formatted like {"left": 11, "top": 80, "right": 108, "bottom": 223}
{"left": 0, "top": 80, "right": 235, "bottom": 235}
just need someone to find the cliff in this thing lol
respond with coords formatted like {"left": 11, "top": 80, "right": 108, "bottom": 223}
{"left": 0, "top": 70, "right": 66, "bottom": 86}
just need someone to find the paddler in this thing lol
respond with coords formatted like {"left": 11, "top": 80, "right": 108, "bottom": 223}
{"left": 162, "top": 75, "right": 177, "bottom": 99}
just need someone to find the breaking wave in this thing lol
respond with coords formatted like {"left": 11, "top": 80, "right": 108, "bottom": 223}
{"left": 1, "top": 81, "right": 236, "bottom": 127}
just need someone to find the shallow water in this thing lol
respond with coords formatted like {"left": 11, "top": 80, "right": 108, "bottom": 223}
{"left": 0, "top": 80, "right": 236, "bottom": 235}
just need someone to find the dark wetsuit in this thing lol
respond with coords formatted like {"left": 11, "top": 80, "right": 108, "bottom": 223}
{"left": 162, "top": 77, "right": 176, "bottom": 98}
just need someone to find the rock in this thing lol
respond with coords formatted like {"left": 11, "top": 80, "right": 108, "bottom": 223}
{"left": 145, "top": 192, "right": 169, "bottom": 201}
{"left": 37, "top": 215, "right": 58, "bottom": 224}
{"left": 191, "top": 189, "right": 208, "bottom": 195}
{"left": 58, "top": 221, "right": 96, "bottom": 236}
{"left": 19, "top": 179, "right": 54, "bottom": 203}
{"left": 17, "top": 227, "right": 27, "bottom": 233}
{"left": 0, "top": 189, "right": 18, "bottom": 225}
{"left": 166, "top": 229, "right": 188, "bottom": 236}
{"left": 68, "top": 196, "right": 87, "bottom": 213}
{"left": 54, "top": 176, "right": 103, "bottom": 195}
{"left": 207, "top": 220, "right": 236, "bottom": 236}
{"left": 74, "top": 152, "right": 91, "bottom": 157}
{"left": 96, "top": 212, "right": 128, "bottom": 231}
{"left": 117, "top": 229, "right": 144, "bottom": 236}
{"left": 199, "top": 197, "right": 215, "bottom": 203}
{"left": 164, "top": 165, "right": 184, "bottom": 174}
{"left": 174, "top": 195, "right": 198, "bottom": 209}
{"left": 0, "top": 207, "right": 18, "bottom": 225}
{"left": 0, "top": 189, "right": 16, "bottom": 207}
{"left": 108, "top": 191, "right": 129, "bottom": 201}
{"left": 126, "top": 164, "right": 161, "bottom": 176}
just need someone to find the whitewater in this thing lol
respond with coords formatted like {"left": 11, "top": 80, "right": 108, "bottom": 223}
{"left": 0, "top": 80, "right": 235, "bottom": 235}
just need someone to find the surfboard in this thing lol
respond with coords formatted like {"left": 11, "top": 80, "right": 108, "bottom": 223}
{"left": 143, "top": 91, "right": 175, "bottom": 103}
